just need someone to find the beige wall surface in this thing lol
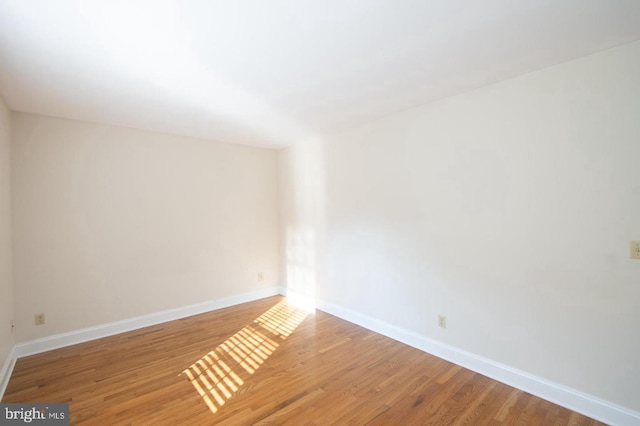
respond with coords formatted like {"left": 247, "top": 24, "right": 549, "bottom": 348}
{"left": 0, "top": 97, "right": 14, "bottom": 369}
{"left": 11, "top": 114, "right": 279, "bottom": 342}
{"left": 279, "top": 41, "right": 640, "bottom": 411}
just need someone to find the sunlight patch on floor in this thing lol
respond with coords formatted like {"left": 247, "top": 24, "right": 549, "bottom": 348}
{"left": 254, "top": 300, "right": 310, "bottom": 339}
{"left": 182, "top": 299, "right": 309, "bottom": 414}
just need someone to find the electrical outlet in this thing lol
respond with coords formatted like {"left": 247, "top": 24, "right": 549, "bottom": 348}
{"left": 438, "top": 314, "right": 446, "bottom": 328}
{"left": 631, "top": 241, "right": 640, "bottom": 259}
{"left": 258, "top": 272, "right": 264, "bottom": 281}
{"left": 35, "top": 313, "right": 45, "bottom": 326}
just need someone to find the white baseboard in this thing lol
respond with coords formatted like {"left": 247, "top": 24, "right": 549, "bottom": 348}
{"left": 314, "top": 298, "right": 640, "bottom": 426}
{"left": 0, "top": 345, "right": 17, "bottom": 400}
{"left": 7, "top": 287, "right": 638, "bottom": 425}
{"left": 14, "top": 287, "right": 283, "bottom": 358}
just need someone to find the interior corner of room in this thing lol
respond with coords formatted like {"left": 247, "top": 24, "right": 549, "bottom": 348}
{"left": 0, "top": 3, "right": 639, "bottom": 425}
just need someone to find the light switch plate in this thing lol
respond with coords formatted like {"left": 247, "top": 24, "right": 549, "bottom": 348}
{"left": 631, "top": 241, "right": 640, "bottom": 259}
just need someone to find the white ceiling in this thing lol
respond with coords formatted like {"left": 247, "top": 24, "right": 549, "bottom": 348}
{"left": 0, "top": 1, "right": 639, "bottom": 148}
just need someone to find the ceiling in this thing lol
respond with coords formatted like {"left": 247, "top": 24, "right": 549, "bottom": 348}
{"left": 0, "top": 1, "right": 639, "bottom": 149}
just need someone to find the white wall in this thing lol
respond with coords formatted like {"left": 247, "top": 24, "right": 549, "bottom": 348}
{"left": 0, "top": 97, "right": 14, "bottom": 370}
{"left": 11, "top": 114, "right": 279, "bottom": 342}
{"left": 279, "top": 41, "right": 640, "bottom": 411}
{"left": 278, "top": 138, "right": 326, "bottom": 306}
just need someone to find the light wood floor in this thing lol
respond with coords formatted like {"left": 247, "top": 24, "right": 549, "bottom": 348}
{"left": 3, "top": 296, "right": 603, "bottom": 425}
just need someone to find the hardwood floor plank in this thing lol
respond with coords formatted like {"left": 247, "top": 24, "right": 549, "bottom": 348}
{"left": 3, "top": 296, "right": 604, "bottom": 425}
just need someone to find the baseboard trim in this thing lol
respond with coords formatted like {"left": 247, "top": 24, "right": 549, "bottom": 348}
{"left": 8, "top": 288, "right": 638, "bottom": 424}
{"left": 0, "top": 345, "right": 17, "bottom": 400}
{"left": 14, "top": 287, "right": 283, "bottom": 359}
{"left": 315, "top": 298, "right": 640, "bottom": 426}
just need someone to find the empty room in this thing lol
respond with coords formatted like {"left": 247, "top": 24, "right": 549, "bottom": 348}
{"left": 1, "top": 1, "right": 639, "bottom": 425}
